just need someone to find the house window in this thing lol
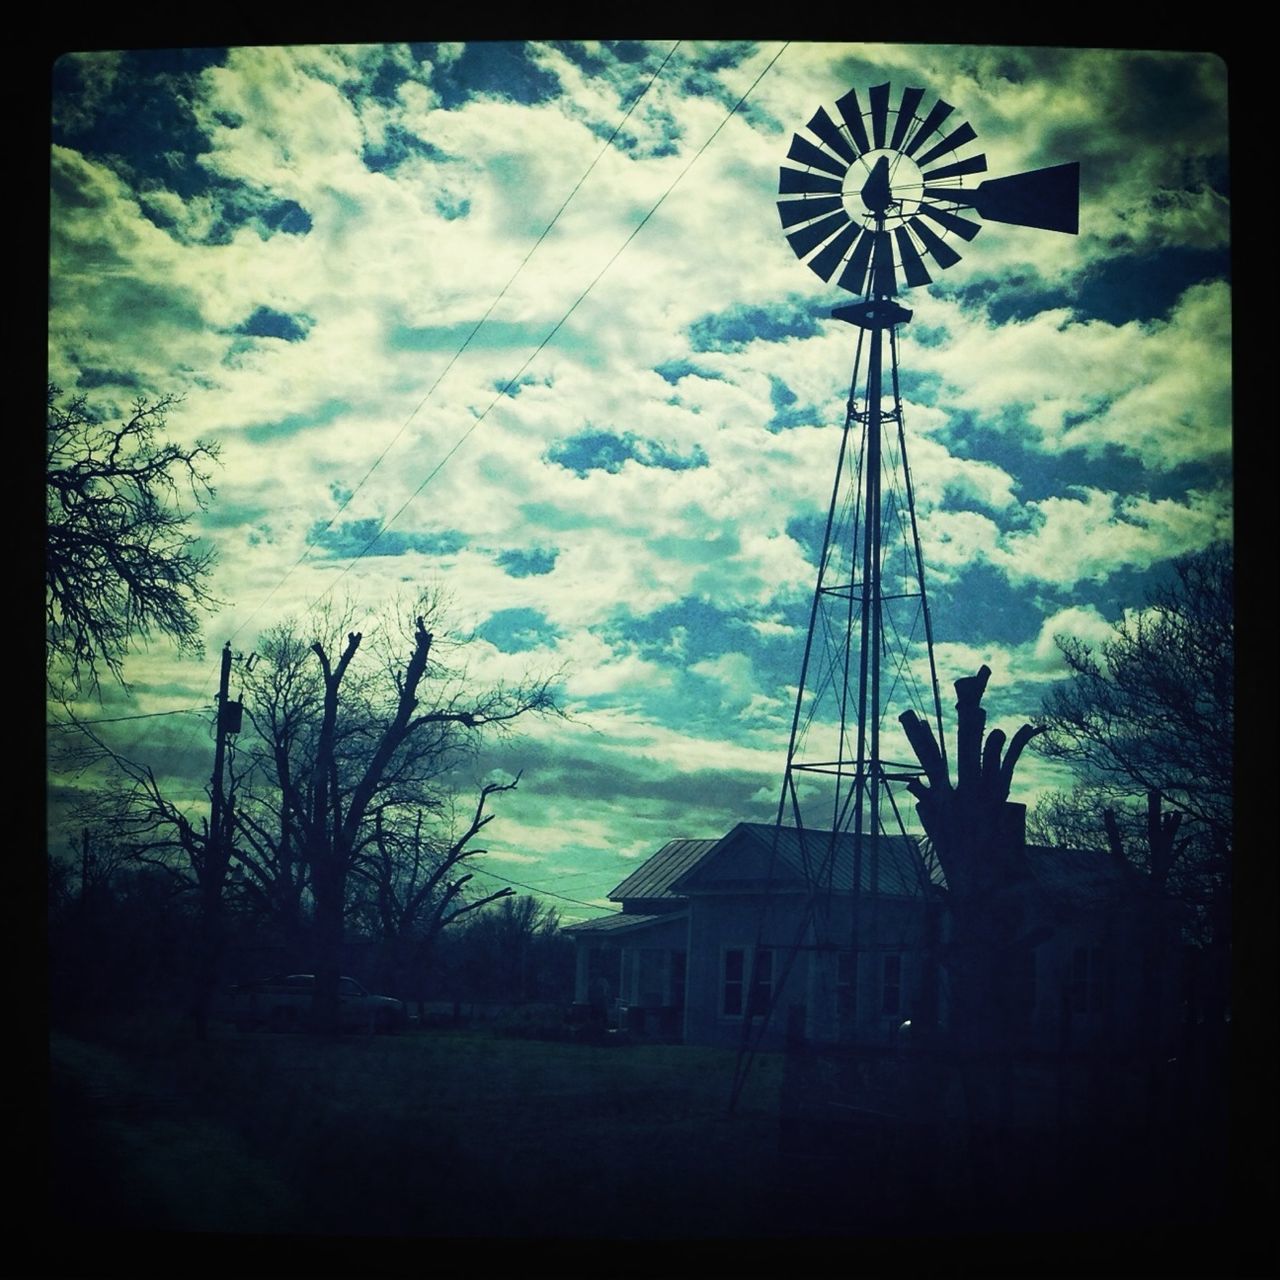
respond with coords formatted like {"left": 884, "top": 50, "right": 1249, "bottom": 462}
{"left": 882, "top": 953, "right": 902, "bottom": 1016}
{"left": 723, "top": 948, "right": 773, "bottom": 1017}
{"left": 723, "top": 949, "right": 744, "bottom": 1016}
{"left": 1069, "top": 945, "right": 1108, "bottom": 1015}
{"left": 837, "top": 951, "right": 857, "bottom": 1028}
{"left": 750, "top": 949, "right": 773, "bottom": 1015}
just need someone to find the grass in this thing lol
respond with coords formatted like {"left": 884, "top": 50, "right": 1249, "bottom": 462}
{"left": 50, "top": 1020, "right": 788, "bottom": 1240}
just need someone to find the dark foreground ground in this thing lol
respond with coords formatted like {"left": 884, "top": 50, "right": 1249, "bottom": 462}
{"left": 43, "top": 1015, "right": 1254, "bottom": 1275}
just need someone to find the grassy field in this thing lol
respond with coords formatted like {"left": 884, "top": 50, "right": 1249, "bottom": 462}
{"left": 44, "top": 1015, "right": 1251, "bottom": 1275}
{"left": 50, "top": 1019, "right": 791, "bottom": 1241}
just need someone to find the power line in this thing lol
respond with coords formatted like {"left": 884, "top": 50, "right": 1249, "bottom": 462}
{"left": 47, "top": 705, "right": 212, "bottom": 729}
{"left": 230, "top": 40, "right": 682, "bottom": 643}
{"left": 321, "top": 40, "right": 791, "bottom": 595}
{"left": 466, "top": 860, "right": 618, "bottom": 913}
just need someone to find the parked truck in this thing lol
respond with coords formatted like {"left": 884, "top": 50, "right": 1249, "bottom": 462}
{"left": 228, "top": 973, "right": 406, "bottom": 1033}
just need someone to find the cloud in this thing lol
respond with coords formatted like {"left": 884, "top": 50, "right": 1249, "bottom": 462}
{"left": 912, "top": 281, "right": 1231, "bottom": 469}
{"left": 47, "top": 42, "right": 1230, "bottom": 914}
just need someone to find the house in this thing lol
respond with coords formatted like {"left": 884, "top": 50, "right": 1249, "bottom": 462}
{"left": 566, "top": 821, "right": 942, "bottom": 1050}
{"left": 566, "top": 820, "right": 1184, "bottom": 1056}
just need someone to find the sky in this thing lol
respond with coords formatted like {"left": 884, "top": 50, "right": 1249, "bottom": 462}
{"left": 47, "top": 41, "right": 1231, "bottom": 919}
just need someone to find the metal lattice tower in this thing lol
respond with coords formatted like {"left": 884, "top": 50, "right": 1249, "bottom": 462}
{"left": 727, "top": 80, "right": 1077, "bottom": 1107}
{"left": 724, "top": 83, "right": 1074, "bottom": 1043}
{"left": 773, "top": 82, "right": 1078, "bottom": 898}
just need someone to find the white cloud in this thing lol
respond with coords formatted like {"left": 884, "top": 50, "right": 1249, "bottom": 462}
{"left": 47, "top": 42, "right": 1230, "bottom": 910}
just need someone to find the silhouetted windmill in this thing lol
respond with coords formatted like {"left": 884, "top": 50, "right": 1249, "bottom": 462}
{"left": 732, "top": 82, "right": 1078, "bottom": 1084}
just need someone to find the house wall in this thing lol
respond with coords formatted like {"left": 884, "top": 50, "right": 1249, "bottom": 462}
{"left": 682, "top": 891, "right": 933, "bottom": 1050}
{"left": 570, "top": 915, "right": 688, "bottom": 1016}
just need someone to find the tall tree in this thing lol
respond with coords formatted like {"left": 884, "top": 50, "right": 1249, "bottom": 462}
{"left": 46, "top": 383, "right": 220, "bottom": 693}
{"left": 1037, "top": 544, "right": 1233, "bottom": 848}
{"left": 1035, "top": 544, "right": 1232, "bottom": 952}
{"left": 350, "top": 786, "right": 519, "bottom": 1007}
{"left": 237, "top": 600, "right": 560, "bottom": 1031}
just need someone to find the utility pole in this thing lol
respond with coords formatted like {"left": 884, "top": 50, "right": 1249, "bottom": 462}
{"left": 209, "top": 642, "right": 234, "bottom": 862}
{"left": 194, "top": 642, "right": 240, "bottom": 1039}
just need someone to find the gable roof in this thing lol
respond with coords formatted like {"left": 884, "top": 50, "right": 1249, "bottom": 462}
{"left": 1023, "top": 843, "right": 1128, "bottom": 908}
{"left": 672, "top": 822, "right": 938, "bottom": 898}
{"left": 609, "top": 837, "right": 720, "bottom": 903}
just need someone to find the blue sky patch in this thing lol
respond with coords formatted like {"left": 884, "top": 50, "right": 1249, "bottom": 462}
{"left": 937, "top": 272, "right": 1072, "bottom": 326}
{"left": 240, "top": 399, "right": 350, "bottom": 443}
{"left": 76, "top": 367, "right": 142, "bottom": 390}
{"left": 361, "top": 124, "right": 450, "bottom": 173}
{"left": 688, "top": 299, "right": 822, "bottom": 353}
{"left": 479, "top": 607, "right": 555, "bottom": 653}
{"left": 767, "top": 376, "right": 815, "bottom": 432}
{"left": 235, "top": 307, "right": 312, "bottom": 342}
{"left": 494, "top": 373, "right": 549, "bottom": 398}
{"left": 497, "top": 547, "right": 557, "bottom": 577}
{"left": 654, "top": 359, "right": 721, "bottom": 385}
{"left": 431, "top": 43, "right": 562, "bottom": 110}
{"left": 933, "top": 563, "right": 1046, "bottom": 646}
{"left": 52, "top": 49, "right": 226, "bottom": 199}
{"left": 1073, "top": 246, "right": 1228, "bottom": 324}
{"left": 435, "top": 193, "right": 471, "bottom": 221}
{"left": 260, "top": 200, "right": 312, "bottom": 236}
{"left": 306, "top": 518, "right": 466, "bottom": 559}
{"left": 784, "top": 514, "right": 827, "bottom": 565}
{"left": 546, "top": 430, "right": 708, "bottom": 476}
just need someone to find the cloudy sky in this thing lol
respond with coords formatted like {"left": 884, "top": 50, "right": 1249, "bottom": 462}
{"left": 48, "top": 41, "right": 1230, "bottom": 918}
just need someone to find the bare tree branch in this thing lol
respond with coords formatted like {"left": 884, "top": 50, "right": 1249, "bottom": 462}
{"left": 46, "top": 384, "right": 222, "bottom": 694}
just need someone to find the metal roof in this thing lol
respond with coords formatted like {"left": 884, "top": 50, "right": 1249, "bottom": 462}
{"left": 560, "top": 910, "right": 686, "bottom": 936}
{"left": 608, "top": 838, "right": 721, "bottom": 902}
{"left": 673, "top": 822, "right": 937, "bottom": 898}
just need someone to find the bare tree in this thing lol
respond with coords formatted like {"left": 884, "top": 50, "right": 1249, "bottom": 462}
{"left": 351, "top": 784, "right": 519, "bottom": 1007}
{"left": 1035, "top": 543, "right": 1232, "bottom": 1003}
{"left": 46, "top": 383, "right": 220, "bottom": 693}
{"left": 61, "top": 724, "right": 236, "bottom": 1037}
{"left": 1037, "top": 544, "right": 1233, "bottom": 848}
{"left": 237, "top": 599, "right": 560, "bottom": 1031}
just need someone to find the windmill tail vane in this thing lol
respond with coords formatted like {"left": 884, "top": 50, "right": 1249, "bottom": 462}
{"left": 778, "top": 81, "right": 1080, "bottom": 296}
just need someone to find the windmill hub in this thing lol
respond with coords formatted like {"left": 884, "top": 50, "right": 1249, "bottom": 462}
{"left": 779, "top": 82, "right": 1079, "bottom": 295}
{"left": 845, "top": 151, "right": 924, "bottom": 223}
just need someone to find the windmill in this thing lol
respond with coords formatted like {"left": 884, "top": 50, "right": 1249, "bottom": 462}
{"left": 735, "top": 81, "right": 1078, "bottom": 1073}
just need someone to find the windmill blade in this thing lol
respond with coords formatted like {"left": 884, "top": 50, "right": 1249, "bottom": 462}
{"left": 809, "top": 221, "right": 864, "bottom": 282}
{"left": 970, "top": 162, "right": 1080, "bottom": 233}
{"left": 807, "top": 105, "right": 857, "bottom": 163}
{"left": 913, "top": 121, "right": 979, "bottom": 171}
{"left": 779, "top": 167, "right": 844, "bottom": 196}
{"left": 917, "top": 204, "right": 982, "bottom": 241}
{"left": 902, "top": 98, "right": 955, "bottom": 157}
{"left": 869, "top": 83, "right": 891, "bottom": 147}
{"left": 787, "top": 134, "right": 849, "bottom": 179}
{"left": 777, "top": 194, "right": 845, "bottom": 229}
{"left": 894, "top": 226, "right": 933, "bottom": 288}
{"left": 838, "top": 229, "right": 876, "bottom": 294}
{"left": 889, "top": 86, "right": 925, "bottom": 150}
{"left": 786, "top": 210, "right": 853, "bottom": 259}
{"left": 907, "top": 216, "right": 963, "bottom": 270}
{"left": 921, "top": 154, "right": 988, "bottom": 183}
{"left": 835, "top": 87, "right": 872, "bottom": 155}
